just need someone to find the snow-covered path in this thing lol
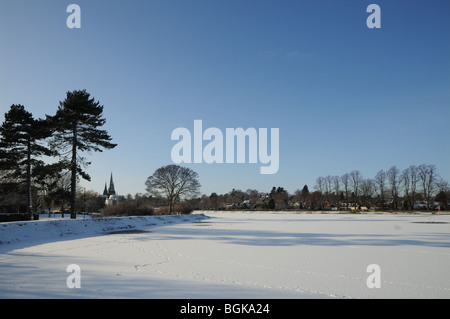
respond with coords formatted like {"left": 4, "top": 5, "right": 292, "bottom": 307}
{"left": 1, "top": 212, "right": 450, "bottom": 298}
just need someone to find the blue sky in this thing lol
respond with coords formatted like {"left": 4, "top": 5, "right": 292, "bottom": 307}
{"left": 1, "top": 0, "right": 449, "bottom": 196}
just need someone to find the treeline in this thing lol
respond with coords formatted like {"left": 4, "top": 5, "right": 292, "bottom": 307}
{"left": 312, "top": 165, "right": 449, "bottom": 211}
{"left": 0, "top": 90, "right": 116, "bottom": 219}
{"left": 79, "top": 163, "right": 450, "bottom": 215}
{"left": 191, "top": 164, "right": 449, "bottom": 212}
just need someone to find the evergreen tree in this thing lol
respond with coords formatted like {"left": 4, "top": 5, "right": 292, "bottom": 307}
{"left": 0, "top": 104, "right": 53, "bottom": 219}
{"left": 301, "top": 184, "right": 309, "bottom": 199}
{"left": 48, "top": 90, "right": 117, "bottom": 219}
{"left": 268, "top": 198, "right": 276, "bottom": 210}
{"left": 301, "top": 184, "right": 309, "bottom": 195}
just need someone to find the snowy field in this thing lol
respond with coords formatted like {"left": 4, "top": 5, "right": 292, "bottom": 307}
{"left": 1, "top": 211, "right": 450, "bottom": 299}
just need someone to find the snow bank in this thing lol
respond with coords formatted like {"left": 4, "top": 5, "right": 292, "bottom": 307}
{"left": 0, "top": 213, "right": 207, "bottom": 247}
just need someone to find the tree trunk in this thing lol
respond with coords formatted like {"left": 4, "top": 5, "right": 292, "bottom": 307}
{"left": 70, "top": 127, "right": 77, "bottom": 219}
{"left": 27, "top": 136, "right": 33, "bottom": 220}
{"left": 169, "top": 192, "right": 175, "bottom": 213}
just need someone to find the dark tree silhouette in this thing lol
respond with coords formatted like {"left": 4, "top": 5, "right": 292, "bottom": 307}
{"left": 48, "top": 90, "right": 117, "bottom": 219}
{"left": 0, "top": 104, "right": 53, "bottom": 219}
{"left": 145, "top": 165, "right": 200, "bottom": 213}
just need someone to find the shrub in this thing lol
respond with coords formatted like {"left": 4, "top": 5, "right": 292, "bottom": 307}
{"left": 101, "top": 201, "right": 154, "bottom": 216}
{"left": 157, "top": 204, "right": 193, "bottom": 214}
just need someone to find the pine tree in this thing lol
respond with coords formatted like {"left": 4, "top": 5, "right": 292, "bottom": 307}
{"left": 48, "top": 90, "right": 117, "bottom": 219}
{"left": 301, "top": 184, "right": 309, "bottom": 195}
{"left": 0, "top": 104, "right": 53, "bottom": 219}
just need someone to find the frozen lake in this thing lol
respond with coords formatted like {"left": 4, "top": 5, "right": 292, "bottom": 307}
{"left": 1, "top": 211, "right": 449, "bottom": 298}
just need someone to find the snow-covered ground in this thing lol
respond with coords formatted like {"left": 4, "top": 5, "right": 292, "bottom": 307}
{"left": 1, "top": 211, "right": 449, "bottom": 299}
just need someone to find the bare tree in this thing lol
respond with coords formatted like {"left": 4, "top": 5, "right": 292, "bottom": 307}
{"left": 340, "top": 173, "right": 350, "bottom": 209}
{"left": 435, "top": 178, "right": 449, "bottom": 210}
{"left": 401, "top": 165, "right": 418, "bottom": 210}
{"left": 324, "top": 175, "right": 333, "bottom": 204}
{"left": 408, "top": 165, "right": 419, "bottom": 207}
{"left": 387, "top": 166, "right": 400, "bottom": 209}
{"left": 145, "top": 164, "right": 200, "bottom": 213}
{"left": 332, "top": 175, "right": 341, "bottom": 208}
{"left": 314, "top": 176, "right": 325, "bottom": 210}
{"left": 374, "top": 169, "right": 387, "bottom": 208}
{"left": 418, "top": 164, "right": 437, "bottom": 211}
{"left": 360, "top": 178, "right": 375, "bottom": 207}
{"left": 349, "top": 170, "right": 362, "bottom": 208}
{"left": 436, "top": 177, "right": 449, "bottom": 194}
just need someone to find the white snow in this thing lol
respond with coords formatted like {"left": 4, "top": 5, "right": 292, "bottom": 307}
{"left": 1, "top": 211, "right": 450, "bottom": 298}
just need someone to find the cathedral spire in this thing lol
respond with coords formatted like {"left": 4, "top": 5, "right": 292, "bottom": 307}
{"left": 103, "top": 182, "right": 108, "bottom": 196}
{"left": 108, "top": 172, "right": 116, "bottom": 196}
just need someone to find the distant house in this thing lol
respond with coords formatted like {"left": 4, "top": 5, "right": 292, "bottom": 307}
{"left": 105, "top": 194, "right": 125, "bottom": 206}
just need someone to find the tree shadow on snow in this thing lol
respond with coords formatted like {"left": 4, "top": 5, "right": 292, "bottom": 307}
{"left": 147, "top": 218, "right": 450, "bottom": 248}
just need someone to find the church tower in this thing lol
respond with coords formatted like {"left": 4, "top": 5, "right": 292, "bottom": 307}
{"left": 101, "top": 172, "right": 124, "bottom": 206}
{"left": 103, "top": 182, "right": 108, "bottom": 196}
{"left": 108, "top": 173, "right": 116, "bottom": 196}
